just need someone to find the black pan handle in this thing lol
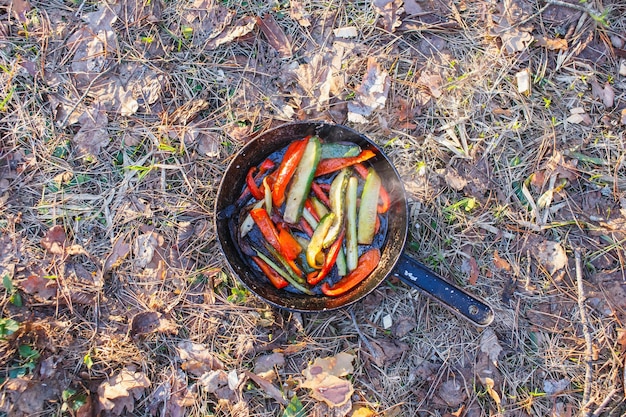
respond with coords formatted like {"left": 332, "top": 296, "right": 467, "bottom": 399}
{"left": 392, "top": 254, "right": 494, "bottom": 327}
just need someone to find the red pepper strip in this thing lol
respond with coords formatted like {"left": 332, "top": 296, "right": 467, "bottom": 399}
{"left": 375, "top": 214, "right": 381, "bottom": 234}
{"left": 252, "top": 256, "right": 289, "bottom": 289}
{"left": 299, "top": 218, "right": 314, "bottom": 237}
{"left": 246, "top": 167, "right": 265, "bottom": 200}
{"left": 321, "top": 248, "right": 381, "bottom": 297}
{"left": 308, "top": 230, "right": 345, "bottom": 286}
{"left": 314, "top": 149, "right": 376, "bottom": 177}
{"left": 311, "top": 182, "right": 331, "bottom": 207}
{"left": 259, "top": 158, "right": 276, "bottom": 173}
{"left": 272, "top": 138, "right": 308, "bottom": 206}
{"left": 238, "top": 159, "right": 276, "bottom": 203}
{"left": 250, "top": 208, "right": 281, "bottom": 253}
{"left": 304, "top": 199, "right": 321, "bottom": 222}
{"left": 354, "top": 163, "right": 390, "bottom": 213}
{"left": 277, "top": 224, "right": 302, "bottom": 261}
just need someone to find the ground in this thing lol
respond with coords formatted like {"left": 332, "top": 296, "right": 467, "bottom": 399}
{"left": 1, "top": 0, "right": 626, "bottom": 416}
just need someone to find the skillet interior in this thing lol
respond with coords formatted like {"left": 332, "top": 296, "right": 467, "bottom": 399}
{"left": 215, "top": 122, "right": 408, "bottom": 312}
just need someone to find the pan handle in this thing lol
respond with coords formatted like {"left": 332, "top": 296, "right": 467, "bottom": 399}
{"left": 392, "top": 254, "right": 494, "bottom": 327}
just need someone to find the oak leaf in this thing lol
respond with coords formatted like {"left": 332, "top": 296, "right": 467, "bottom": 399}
{"left": 97, "top": 368, "right": 151, "bottom": 415}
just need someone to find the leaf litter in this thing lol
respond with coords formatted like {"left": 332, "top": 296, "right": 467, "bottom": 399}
{"left": 2, "top": 0, "right": 626, "bottom": 415}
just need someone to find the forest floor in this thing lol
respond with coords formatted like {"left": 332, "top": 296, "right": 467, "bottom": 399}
{"left": 1, "top": 0, "right": 626, "bottom": 416}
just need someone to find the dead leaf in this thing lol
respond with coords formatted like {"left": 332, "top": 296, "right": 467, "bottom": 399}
{"left": 73, "top": 104, "right": 110, "bottom": 158}
{"left": 19, "top": 275, "right": 58, "bottom": 300}
{"left": 621, "top": 109, "right": 626, "bottom": 126}
{"left": 461, "top": 256, "right": 480, "bottom": 285}
{"left": 602, "top": 82, "right": 615, "bottom": 108}
{"left": 438, "top": 379, "right": 466, "bottom": 407}
{"left": 103, "top": 235, "right": 131, "bottom": 273}
{"left": 530, "top": 240, "right": 568, "bottom": 274}
{"left": 303, "top": 352, "right": 355, "bottom": 380}
{"left": 97, "top": 368, "right": 151, "bottom": 415}
{"left": 443, "top": 168, "right": 467, "bottom": 191}
{"left": 205, "top": 16, "right": 256, "bottom": 50}
{"left": 566, "top": 107, "right": 591, "bottom": 125}
{"left": 403, "top": 0, "right": 424, "bottom": 15}
{"left": 534, "top": 34, "right": 568, "bottom": 51}
{"left": 41, "top": 225, "right": 67, "bottom": 255}
{"left": 130, "top": 311, "right": 178, "bottom": 337}
{"left": 480, "top": 328, "right": 502, "bottom": 366}
{"left": 301, "top": 373, "right": 354, "bottom": 408}
{"left": 373, "top": 0, "right": 404, "bottom": 32}
{"left": 483, "top": 377, "right": 501, "bottom": 405}
{"left": 133, "top": 232, "right": 160, "bottom": 269}
{"left": 515, "top": 68, "right": 531, "bottom": 95}
{"left": 347, "top": 58, "right": 390, "bottom": 123}
{"left": 289, "top": 0, "right": 310, "bottom": 27}
{"left": 253, "top": 352, "right": 285, "bottom": 377}
{"left": 197, "top": 369, "right": 239, "bottom": 402}
{"left": 392, "top": 315, "right": 416, "bottom": 338}
{"left": 368, "top": 338, "right": 409, "bottom": 366}
{"left": 489, "top": 12, "right": 533, "bottom": 54}
{"left": 177, "top": 341, "right": 224, "bottom": 377}
{"left": 257, "top": 14, "right": 292, "bottom": 58}
{"left": 351, "top": 406, "right": 376, "bottom": 417}
{"left": 11, "top": 0, "right": 31, "bottom": 24}
{"left": 544, "top": 378, "right": 570, "bottom": 396}
{"left": 333, "top": 26, "right": 358, "bottom": 38}
{"left": 493, "top": 250, "right": 511, "bottom": 271}
{"left": 243, "top": 371, "right": 287, "bottom": 405}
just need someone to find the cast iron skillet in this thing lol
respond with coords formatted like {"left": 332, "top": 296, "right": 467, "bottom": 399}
{"left": 215, "top": 122, "right": 494, "bottom": 326}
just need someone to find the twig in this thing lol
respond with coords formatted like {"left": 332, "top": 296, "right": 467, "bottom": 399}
{"left": 590, "top": 388, "right": 619, "bottom": 417}
{"left": 575, "top": 249, "right": 593, "bottom": 417}
{"left": 544, "top": 0, "right": 604, "bottom": 21}
{"left": 349, "top": 309, "right": 380, "bottom": 362}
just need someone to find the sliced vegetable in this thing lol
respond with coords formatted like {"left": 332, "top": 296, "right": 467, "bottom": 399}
{"left": 357, "top": 168, "right": 381, "bottom": 245}
{"left": 335, "top": 247, "right": 347, "bottom": 276}
{"left": 314, "top": 149, "right": 376, "bottom": 177}
{"left": 252, "top": 256, "right": 288, "bottom": 289}
{"left": 301, "top": 206, "right": 319, "bottom": 229}
{"left": 250, "top": 207, "right": 281, "bottom": 253}
{"left": 272, "top": 137, "right": 308, "bottom": 207}
{"left": 354, "top": 162, "right": 390, "bottom": 213}
{"left": 253, "top": 248, "right": 312, "bottom": 295}
{"left": 345, "top": 176, "right": 359, "bottom": 271}
{"left": 264, "top": 242, "right": 304, "bottom": 282}
{"left": 306, "top": 213, "right": 335, "bottom": 269}
{"left": 308, "top": 230, "right": 345, "bottom": 286}
{"left": 320, "top": 142, "right": 361, "bottom": 159}
{"left": 311, "top": 182, "right": 331, "bottom": 207}
{"left": 263, "top": 176, "right": 272, "bottom": 214}
{"left": 310, "top": 196, "right": 330, "bottom": 218}
{"left": 304, "top": 199, "right": 321, "bottom": 222}
{"left": 240, "top": 200, "right": 265, "bottom": 237}
{"left": 277, "top": 224, "right": 303, "bottom": 261}
{"left": 322, "top": 169, "right": 348, "bottom": 248}
{"left": 320, "top": 248, "right": 381, "bottom": 297}
{"left": 246, "top": 167, "right": 265, "bottom": 200}
{"left": 283, "top": 136, "right": 322, "bottom": 224}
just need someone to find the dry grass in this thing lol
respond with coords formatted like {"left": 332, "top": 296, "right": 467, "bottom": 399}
{"left": 1, "top": 0, "right": 626, "bottom": 416}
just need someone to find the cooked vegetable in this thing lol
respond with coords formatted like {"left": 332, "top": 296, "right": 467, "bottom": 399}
{"left": 320, "top": 248, "right": 380, "bottom": 297}
{"left": 314, "top": 149, "right": 376, "bottom": 177}
{"left": 250, "top": 207, "right": 281, "bottom": 253}
{"left": 283, "top": 136, "right": 322, "bottom": 224}
{"left": 253, "top": 248, "right": 312, "bottom": 294}
{"left": 322, "top": 168, "right": 348, "bottom": 249}
{"left": 320, "top": 143, "right": 361, "bottom": 159}
{"left": 345, "top": 175, "right": 359, "bottom": 271}
{"left": 252, "top": 256, "right": 288, "bottom": 289}
{"left": 272, "top": 137, "right": 308, "bottom": 207}
{"left": 353, "top": 162, "right": 390, "bottom": 213}
{"left": 357, "top": 168, "right": 381, "bottom": 245}
{"left": 246, "top": 167, "right": 265, "bottom": 200}
{"left": 306, "top": 213, "right": 335, "bottom": 269}
{"left": 308, "top": 230, "right": 345, "bottom": 286}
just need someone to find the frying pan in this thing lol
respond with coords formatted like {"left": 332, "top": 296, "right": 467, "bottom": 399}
{"left": 215, "top": 122, "right": 494, "bottom": 326}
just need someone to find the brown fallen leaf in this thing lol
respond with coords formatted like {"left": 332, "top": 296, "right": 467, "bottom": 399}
{"left": 301, "top": 372, "right": 354, "bottom": 408}
{"left": 103, "top": 235, "right": 131, "bottom": 273}
{"left": 303, "top": 352, "right": 355, "bottom": 379}
{"left": 177, "top": 341, "right": 224, "bottom": 377}
{"left": 97, "top": 368, "right": 151, "bottom": 415}
{"left": 566, "top": 107, "right": 592, "bottom": 126}
{"left": 197, "top": 369, "right": 239, "bottom": 402}
{"left": 530, "top": 239, "right": 568, "bottom": 275}
{"left": 11, "top": 0, "right": 31, "bottom": 24}
{"left": 347, "top": 58, "right": 390, "bottom": 123}
{"left": 461, "top": 256, "right": 480, "bottom": 285}
{"left": 392, "top": 315, "right": 417, "bottom": 338}
{"left": 205, "top": 15, "right": 256, "bottom": 50}
{"left": 480, "top": 328, "right": 502, "bottom": 366}
{"left": 373, "top": 0, "right": 404, "bottom": 32}
{"left": 257, "top": 14, "right": 292, "bottom": 58}
{"left": 41, "top": 225, "right": 67, "bottom": 254}
{"left": 130, "top": 311, "right": 178, "bottom": 337}
{"left": 289, "top": 0, "right": 310, "bottom": 27}
{"left": 243, "top": 371, "right": 287, "bottom": 405}
{"left": 493, "top": 250, "right": 511, "bottom": 271}
{"left": 438, "top": 379, "right": 467, "bottom": 407}
{"left": 72, "top": 104, "right": 110, "bottom": 158}
{"left": 19, "top": 275, "right": 58, "bottom": 300}
{"left": 534, "top": 34, "right": 568, "bottom": 51}
{"left": 253, "top": 352, "right": 285, "bottom": 377}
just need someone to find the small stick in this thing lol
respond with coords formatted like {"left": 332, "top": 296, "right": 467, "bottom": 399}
{"left": 575, "top": 249, "right": 593, "bottom": 417}
{"left": 349, "top": 309, "right": 380, "bottom": 362}
{"left": 590, "top": 388, "right": 619, "bottom": 417}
